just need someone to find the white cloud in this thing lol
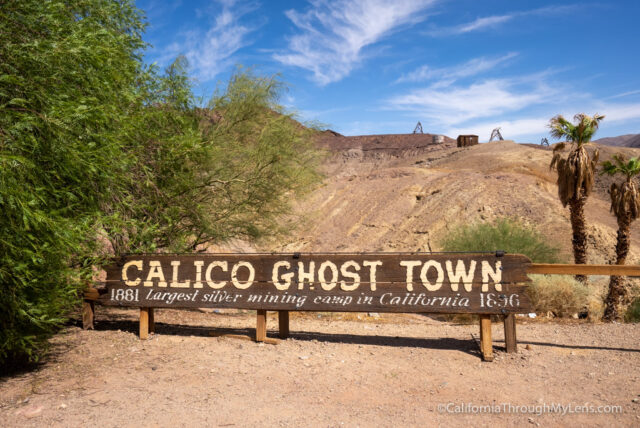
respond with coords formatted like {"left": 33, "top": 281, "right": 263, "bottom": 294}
{"left": 597, "top": 102, "right": 640, "bottom": 123}
{"left": 453, "top": 15, "right": 513, "bottom": 34}
{"left": 430, "top": 5, "right": 578, "bottom": 36}
{"left": 388, "top": 76, "right": 556, "bottom": 125}
{"left": 273, "top": 0, "right": 436, "bottom": 85}
{"left": 157, "top": 0, "right": 258, "bottom": 81}
{"left": 396, "top": 52, "right": 518, "bottom": 84}
{"left": 607, "top": 89, "right": 640, "bottom": 100}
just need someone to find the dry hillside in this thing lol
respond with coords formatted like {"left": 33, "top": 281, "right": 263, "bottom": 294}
{"left": 594, "top": 134, "right": 640, "bottom": 148}
{"left": 252, "top": 135, "right": 640, "bottom": 268}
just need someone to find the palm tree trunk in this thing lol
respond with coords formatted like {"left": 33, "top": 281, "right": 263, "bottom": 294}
{"left": 569, "top": 195, "right": 588, "bottom": 282}
{"left": 603, "top": 214, "right": 631, "bottom": 321}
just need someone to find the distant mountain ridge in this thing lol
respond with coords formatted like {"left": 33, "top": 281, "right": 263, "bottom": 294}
{"left": 594, "top": 134, "right": 640, "bottom": 148}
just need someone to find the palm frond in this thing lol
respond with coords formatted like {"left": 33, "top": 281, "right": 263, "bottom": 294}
{"left": 552, "top": 142, "right": 566, "bottom": 153}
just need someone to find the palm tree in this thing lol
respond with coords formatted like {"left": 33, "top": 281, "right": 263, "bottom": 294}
{"left": 600, "top": 154, "right": 640, "bottom": 321}
{"left": 549, "top": 113, "right": 604, "bottom": 282}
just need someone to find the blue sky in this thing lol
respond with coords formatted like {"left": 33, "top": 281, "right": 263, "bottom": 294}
{"left": 137, "top": 0, "right": 640, "bottom": 143}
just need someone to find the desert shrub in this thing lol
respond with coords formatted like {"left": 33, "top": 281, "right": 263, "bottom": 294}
{"left": 527, "top": 275, "right": 590, "bottom": 317}
{"left": 624, "top": 298, "right": 640, "bottom": 323}
{"left": 438, "top": 217, "right": 562, "bottom": 263}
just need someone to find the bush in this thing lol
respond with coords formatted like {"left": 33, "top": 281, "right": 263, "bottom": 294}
{"left": 625, "top": 298, "right": 640, "bottom": 323}
{"left": 0, "top": 1, "right": 320, "bottom": 367}
{"left": 0, "top": 0, "right": 147, "bottom": 366}
{"left": 527, "top": 275, "right": 590, "bottom": 317}
{"left": 438, "top": 217, "right": 563, "bottom": 263}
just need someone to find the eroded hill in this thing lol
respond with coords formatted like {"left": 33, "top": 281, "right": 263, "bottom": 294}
{"left": 257, "top": 136, "right": 640, "bottom": 266}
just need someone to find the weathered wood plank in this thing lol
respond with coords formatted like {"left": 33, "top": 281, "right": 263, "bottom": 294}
{"left": 529, "top": 263, "right": 640, "bottom": 276}
{"left": 278, "top": 311, "right": 290, "bottom": 339}
{"left": 100, "top": 283, "right": 531, "bottom": 314}
{"left": 504, "top": 313, "right": 517, "bottom": 353}
{"left": 82, "top": 300, "right": 94, "bottom": 330}
{"left": 479, "top": 315, "right": 493, "bottom": 362}
{"left": 104, "top": 253, "right": 531, "bottom": 284}
{"left": 140, "top": 307, "right": 150, "bottom": 340}
{"left": 101, "top": 253, "right": 533, "bottom": 314}
{"left": 84, "top": 288, "right": 100, "bottom": 301}
{"left": 256, "top": 310, "right": 267, "bottom": 342}
{"left": 149, "top": 307, "right": 155, "bottom": 334}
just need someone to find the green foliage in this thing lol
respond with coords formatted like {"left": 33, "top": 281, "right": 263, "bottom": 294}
{"left": 1, "top": 0, "right": 147, "bottom": 365}
{"left": 0, "top": 1, "right": 320, "bottom": 366}
{"left": 526, "top": 275, "right": 590, "bottom": 317}
{"left": 438, "top": 218, "right": 563, "bottom": 263}
{"left": 104, "top": 64, "right": 321, "bottom": 254}
{"left": 601, "top": 154, "right": 640, "bottom": 179}
{"left": 548, "top": 113, "right": 605, "bottom": 147}
{"left": 600, "top": 154, "right": 640, "bottom": 221}
{"left": 624, "top": 297, "right": 640, "bottom": 323}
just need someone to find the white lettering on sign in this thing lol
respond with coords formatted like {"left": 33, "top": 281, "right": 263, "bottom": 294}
{"left": 297, "top": 261, "right": 315, "bottom": 290}
{"left": 123, "top": 260, "right": 142, "bottom": 286}
{"left": 272, "top": 261, "right": 293, "bottom": 290}
{"left": 193, "top": 261, "right": 204, "bottom": 289}
{"left": 446, "top": 260, "right": 476, "bottom": 292}
{"left": 144, "top": 261, "right": 167, "bottom": 287}
{"left": 481, "top": 260, "right": 502, "bottom": 292}
{"left": 170, "top": 261, "right": 191, "bottom": 288}
{"left": 205, "top": 261, "right": 227, "bottom": 289}
{"left": 363, "top": 260, "right": 382, "bottom": 291}
{"left": 231, "top": 261, "right": 255, "bottom": 289}
{"left": 340, "top": 261, "right": 360, "bottom": 291}
{"left": 399, "top": 260, "right": 422, "bottom": 291}
{"left": 119, "top": 258, "right": 508, "bottom": 293}
{"left": 318, "top": 261, "right": 338, "bottom": 291}
{"left": 420, "top": 260, "right": 444, "bottom": 291}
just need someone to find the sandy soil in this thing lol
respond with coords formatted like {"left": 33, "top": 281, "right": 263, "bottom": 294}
{"left": 1, "top": 307, "right": 638, "bottom": 427}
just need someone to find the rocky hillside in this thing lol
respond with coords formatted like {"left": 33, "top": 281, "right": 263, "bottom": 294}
{"left": 594, "top": 133, "right": 640, "bottom": 148}
{"left": 252, "top": 135, "right": 640, "bottom": 267}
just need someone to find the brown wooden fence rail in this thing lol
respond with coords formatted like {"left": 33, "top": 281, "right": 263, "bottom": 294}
{"left": 81, "top": 258, "right": 640, "bottom": 362}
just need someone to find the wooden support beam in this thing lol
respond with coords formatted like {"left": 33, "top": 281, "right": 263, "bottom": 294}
{"left": 149, "top": 308, "right": 155, "bottom": 334}
{"left": 503, "top": 313, "right": 517, "bottom": 353}
{"left": 140, "top": 307, "right": 150, "bottom": 340}
{"left": 256, "top": 310, "right": 267, "bottom": 342}
{"left": 529, "top": 263, "right": 640, "bottom": 276}
{"left": 82, "top": 300, "right": 95, "bottom": 330}
{"left": 83, "top": 288, "right": 100, "bottom": 301}
{"left": 479, "top": 315, "right": 493, "bottom": 362}
{"left": 278, "top": 311, "right": 290, "bottom": 339}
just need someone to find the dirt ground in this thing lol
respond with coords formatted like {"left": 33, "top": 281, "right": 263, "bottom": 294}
{"left": 1, "top": 307, "right": 638, "bottom": 427}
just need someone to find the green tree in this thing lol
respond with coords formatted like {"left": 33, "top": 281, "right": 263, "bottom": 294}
{"left": 0, "top": 1, "right": 320, "bottom": 366}
{"left": 102, "top": 62, "right": 321, "bottom": 255}
{"left": 0, "top": 0, "right": 147, "bottom": 365}
{"left": 600, "top": 155, "right": 640, "bottom": 321}
{"left": 549, "top": 113, "right": 604, "bottom": 282}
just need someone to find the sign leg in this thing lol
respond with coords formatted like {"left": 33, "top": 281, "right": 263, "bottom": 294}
{"left": 82, "top": 300, "right": 95, "bottom": 330}
{"left": 149, "top": 308, "right": 155, "bottom": 334}
{"left": 503, "top": 313, "right": 517, "bottom": 353}
{"left": 278, "top": 311, "right": 290, "bottom": 339}
{"left": 256, "top": 310, "right": 267, "bottom": 342}
{"left": 140, "top": 307, "right": 150, "bottom": 340}
{"left": 479, "top": 315, "right": 493, "bottom": 361}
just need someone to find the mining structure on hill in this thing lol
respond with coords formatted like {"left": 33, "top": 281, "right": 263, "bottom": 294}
{"left": 315, "top": 131, "right": 457, "bottom": 160}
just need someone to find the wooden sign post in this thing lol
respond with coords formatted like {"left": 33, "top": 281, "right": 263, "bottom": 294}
{"left": 93, "top": 252, "right": 533, "bottom": 361}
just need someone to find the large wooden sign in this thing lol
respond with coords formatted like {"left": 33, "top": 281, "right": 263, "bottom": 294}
{"left": 102, "top": 253, "right": 532, "bottom": 314}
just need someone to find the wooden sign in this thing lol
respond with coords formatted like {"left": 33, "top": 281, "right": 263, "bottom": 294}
{"left": 102, "top": 253, "right": 532, "bottom": 314}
